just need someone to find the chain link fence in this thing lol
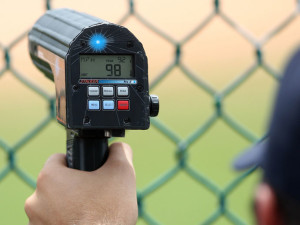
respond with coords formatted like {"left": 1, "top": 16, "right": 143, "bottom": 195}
{"left": 0, "top": 0, "right": 299, "bottom": 224}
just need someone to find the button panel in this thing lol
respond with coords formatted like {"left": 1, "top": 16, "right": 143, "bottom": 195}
{"left": 87, "top": 85, "right": 130, "bottom": 111}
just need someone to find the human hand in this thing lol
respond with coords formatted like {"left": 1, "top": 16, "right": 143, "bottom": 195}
{"left": 25, "top": 142, "right": 137, "bottom": 225}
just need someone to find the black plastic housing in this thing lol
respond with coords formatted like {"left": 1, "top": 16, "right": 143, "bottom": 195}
{"left": 28, "top": 8, "right": 150, "bottom": 131}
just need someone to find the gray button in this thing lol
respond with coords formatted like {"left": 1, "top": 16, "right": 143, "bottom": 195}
{"left": 88, "top": 86, "right": 99, "bottom": 96}
{"left": 103, "top": 86, "right": 114, "bottom": 96}
{"left": 117, "top": 86, "right": 129, "bottom": 96}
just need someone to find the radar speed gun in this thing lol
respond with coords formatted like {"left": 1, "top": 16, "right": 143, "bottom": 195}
{"left": 28, "top": 9, "right": 159, "bottom": 171}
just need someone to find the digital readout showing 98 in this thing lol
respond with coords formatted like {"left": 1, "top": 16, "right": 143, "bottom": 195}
{"left": 80, "top": 55, "right": 133, "bottom": 78}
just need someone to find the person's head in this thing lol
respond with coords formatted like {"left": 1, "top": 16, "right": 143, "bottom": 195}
{"left": 234, "top": 48, "right": 300, "bottom": 225}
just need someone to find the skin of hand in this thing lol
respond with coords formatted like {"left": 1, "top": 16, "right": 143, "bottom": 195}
{"left": 24, "top": 142, "right": 138, "bottom": 225}
{"left": 254, "top": 183, "right": 282, "bottom": 225}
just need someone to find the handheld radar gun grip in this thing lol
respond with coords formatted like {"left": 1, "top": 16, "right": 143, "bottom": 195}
{"left": 67, "top": 130, "right": 109, "bottom": 171}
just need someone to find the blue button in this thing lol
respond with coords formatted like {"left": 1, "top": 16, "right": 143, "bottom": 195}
{"left": 88, "top": 100, "right": 100, "bottom": 110}
{"left": 103, "top": 100, "right": 114, "bottom": 110}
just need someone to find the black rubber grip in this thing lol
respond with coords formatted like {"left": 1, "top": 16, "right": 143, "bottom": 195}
{"left": 66, "top": 130, "right": 109, "bottom": 171}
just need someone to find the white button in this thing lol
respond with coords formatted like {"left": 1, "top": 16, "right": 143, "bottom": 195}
{"left": 103, "top": 100, "right": 114, "bottom": 110}
{"left": 103, "top": 86, "right": 114, "bottom": 96}
{"left": 88, "top": 100, "right": 100, "bottom": 110}
{"left": 88, "top": 86, "right": 99, "bottom": 96}
{"left": 117, "top": 86, "right": 129, "bottom": 96}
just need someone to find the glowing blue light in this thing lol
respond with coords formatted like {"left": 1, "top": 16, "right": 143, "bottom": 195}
{"left": 89, "top": 34, "right": 107, "bottom": 51}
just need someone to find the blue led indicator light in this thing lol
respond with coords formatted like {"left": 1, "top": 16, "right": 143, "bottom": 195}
{"left": 89, "top": 34, "right": 107, "bottom": 51}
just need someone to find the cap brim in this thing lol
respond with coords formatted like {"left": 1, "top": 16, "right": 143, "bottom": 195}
{"left": 233, "top": 140, "right": 268, "bottom": 170}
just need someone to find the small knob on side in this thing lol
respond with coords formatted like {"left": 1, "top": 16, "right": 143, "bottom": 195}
{"left": 150, "top": 95, "right": 159, "bottom": 117}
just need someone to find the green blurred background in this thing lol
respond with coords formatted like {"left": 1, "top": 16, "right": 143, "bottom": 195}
{"left": 1, "top": 0, "right": 300, "bottom": 224}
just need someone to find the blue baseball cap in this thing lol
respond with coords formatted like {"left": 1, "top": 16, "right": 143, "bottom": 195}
{"left": 233, "top": 48, "right": 300, "bottom": 200}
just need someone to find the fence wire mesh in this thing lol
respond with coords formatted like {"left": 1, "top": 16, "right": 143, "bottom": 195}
{"left": 0, "top": 0, "right": 299, "bottom": 224}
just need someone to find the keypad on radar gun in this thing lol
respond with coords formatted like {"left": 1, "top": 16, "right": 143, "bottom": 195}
{"left": 87, "top": 85, "right": 129, "bottom": 111}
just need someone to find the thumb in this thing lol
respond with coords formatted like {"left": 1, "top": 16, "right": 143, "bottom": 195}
{"left": 43, "top": 153, "right": 67, "bottom": 170}
{"left": 104, "top": 142, "right": 134, "bottom": 168}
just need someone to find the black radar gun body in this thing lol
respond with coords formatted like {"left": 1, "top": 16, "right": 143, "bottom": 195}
{"left": 28, "top": 8, "right": 159, "bottom": 171}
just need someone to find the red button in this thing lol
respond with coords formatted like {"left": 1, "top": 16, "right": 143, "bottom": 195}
{"left": 118, "top": 100, "right": 129, "bottom": 110}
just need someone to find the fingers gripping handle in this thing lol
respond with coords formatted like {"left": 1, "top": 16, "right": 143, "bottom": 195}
{"left": 66, "top": 130, "right": 109, "bottom": 171}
